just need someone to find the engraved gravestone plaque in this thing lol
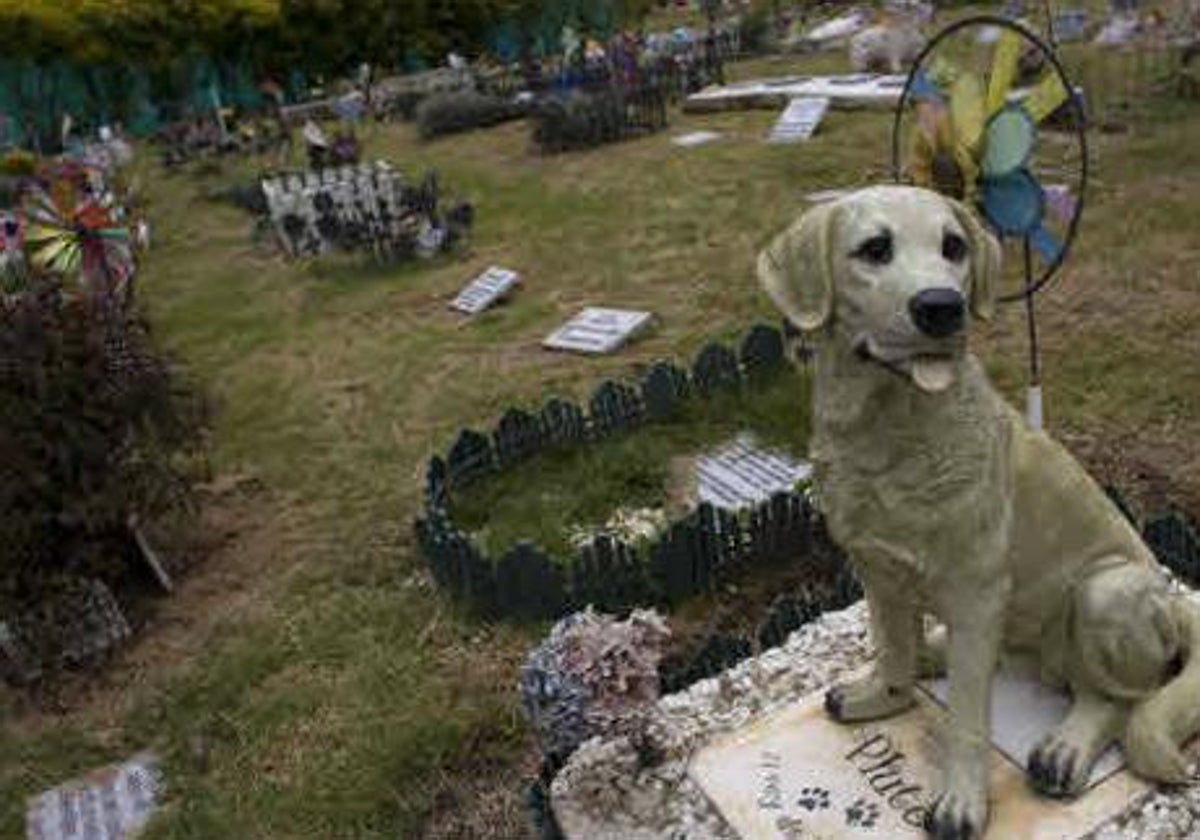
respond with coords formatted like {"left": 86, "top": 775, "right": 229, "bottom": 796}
{"left": 450, "top": 266, "right": 520, "bottom": 315}
{"left": 690, "top": 673, "right": 1151, "bottom": 839}
{"left": 26, "top": 753, "right": 161, "bottom": 840}
{"left": 696, "top": 435, "right": 811, "bottom": 510}
{"left": 768, "top": 98, "right": 830, "bottom": 144}
{"left": 543, "top": 308, "right": 654, "bottom": 355}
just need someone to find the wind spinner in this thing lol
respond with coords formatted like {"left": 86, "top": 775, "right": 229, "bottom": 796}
{"left": 23, "top": 173, "right": 136, "bottom": 302}
{"left": 892, "top": 15, "right": 1088, "bottom": 429}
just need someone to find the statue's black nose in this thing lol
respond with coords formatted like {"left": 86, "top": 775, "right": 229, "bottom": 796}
{"left": 909, "top": 288, "right": 965, "bottom": 338}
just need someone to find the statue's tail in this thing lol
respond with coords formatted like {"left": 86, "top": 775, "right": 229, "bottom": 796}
{"left": 1123, "top": 598, "right": 1200, "bottom": 784}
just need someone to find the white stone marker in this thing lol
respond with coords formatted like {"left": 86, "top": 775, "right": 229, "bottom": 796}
{"left": 450, "top": 266, "right": 520, "bottom": 315}
{"left": 672, "top": 130, "right": 722, "bottom": 147}
{"left": 543, "top": 308, "right": 654, "bottom": 355}
{"left": 690, "top": 672, "right": 1147, "bottom": 840}
{"left": 696, "top": 434, "right": 811, "bottom": 510}
{"left": 27, "top": 753, "right": 161, "bottom": 840}
{"left": 804, "top": 188, "right": 856, "bottom": 204}
{"left": 768, "top": 97, "right": 830, "bottom": 144}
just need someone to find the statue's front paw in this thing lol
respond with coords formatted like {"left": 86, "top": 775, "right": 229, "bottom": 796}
{"left": 924, "top": 781, "right": 987, "bottom": 840}
{"left": 1027, "top": 733, "right": 1088, "bottom": 799}
{"left": 824, "top": 671, "right": 914, "bottom": 723}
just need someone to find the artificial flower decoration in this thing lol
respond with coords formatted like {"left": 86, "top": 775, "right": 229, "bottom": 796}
{"left": 23, "top": 177, "right": 134, "bottom": 300}
{"left": 907, "top": 28, "right": 1074, "bottom": 262}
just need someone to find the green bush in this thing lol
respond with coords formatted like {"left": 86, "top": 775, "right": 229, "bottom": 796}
{"left": 533, "top": 89, "right": 627, "bottom": 154}
{"left": 0, "top": 281, "right": 208, "bottom": 614}
{"left": 414, "top": 90, "right": 523, "bottom": 139}
{"left": 738, "top": 1, "right": 775, "bottom": 55}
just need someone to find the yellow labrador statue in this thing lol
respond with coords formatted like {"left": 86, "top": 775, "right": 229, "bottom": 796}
{"left": 758, "top": 186, "right": 1200, "bottom": 839}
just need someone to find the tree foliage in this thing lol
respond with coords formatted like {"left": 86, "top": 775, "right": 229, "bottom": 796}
{"left": 0, "top": 0, "right": 659, "bottom": 76}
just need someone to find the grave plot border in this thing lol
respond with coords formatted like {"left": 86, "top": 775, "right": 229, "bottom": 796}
{"left": 413, "top": 321, "right": 856, "bottom": 622}
{"left": 413, "top": 319, "right": 1200, "bottom": 624}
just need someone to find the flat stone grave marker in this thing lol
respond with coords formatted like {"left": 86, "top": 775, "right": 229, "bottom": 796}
{"left": 767, "top": 97, "right": 830, "bottom": 144}
{"left": 450, "top": 266, "right": 520, "bottom": 315}
{"left": 27, "top": 752, "right": 161, "bottom": 840}
{"left": 672, "top": 130, "right": 722, "bottom": 147}
{"left": 685, "top": 74, "right": 904, "bottom": 113}
{"left": 690, "top": 670, "right": 1149, "bottom": 839}
{"left": 804, "top": 188, "right": 856, "bottom": 204}
{"left": 696, "top": 434, "right": 811, "bottom": 510}
{"left": 543, "top": 308, "right": 654, "bottom": 355}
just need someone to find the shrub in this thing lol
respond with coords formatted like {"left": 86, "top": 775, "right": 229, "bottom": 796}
{"left": 0, "top": 149, "right": 36, "bottom": 177}
{"left": 532, "top": 89, "right": 628, "bottom": 154}
{"left": 415, "top": 90, "right": 524, "bottom": 139}
{"left": 0, "top": 280, "right": 208, "bottom": 615}
{"left": 737, "top": 2, "right": 775, "bottom": 55}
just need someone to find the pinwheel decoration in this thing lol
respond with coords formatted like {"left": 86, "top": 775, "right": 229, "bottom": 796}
{"left": 894, "top": 15, "right": 1087, "bottom": 301}
{"left": 23, "top": 175, "right": 135, "bottom": 301}
{"left": 893, "top": 15, "right": 1088, "bottom": 429}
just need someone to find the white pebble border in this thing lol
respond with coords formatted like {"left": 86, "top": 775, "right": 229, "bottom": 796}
{"left": 553, "top": 588, "right": 1200, "bottom": 839}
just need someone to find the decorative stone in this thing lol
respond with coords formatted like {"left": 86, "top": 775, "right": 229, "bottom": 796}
{"left": 544, "top": 308, "right": 654, "bottom": 355}
{"left": 26, "top": 752, "right": 161, "bottom": 840}
{"left": 767, "top": 97, "right": 830, "bottom": 144}
{"left": 450, "top": 266, "right": 520, "bottom": 315}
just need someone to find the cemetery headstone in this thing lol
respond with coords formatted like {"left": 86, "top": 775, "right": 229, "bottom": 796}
{"left": 543, "top": 308, "right": 654, "bottom": 355}
{"left": 671, "top": 130, "right": 722, "bottom": 147}
{"left": 451, "top": 266, "right": 520, "bottom": 314}
{"left": 26, "top": 752, "right": 161, "bottom": 840}
{"left": 695, "top": 434, "right": 811, "bottom": 510}
{"left": 767, "top": 97, "right": 830, "bottom": 144}
{"left": 804, "top": 188, "right": 856, "bottom": 204}
{"left": 689, "top": 672, "right": 1145, "bottom": 839}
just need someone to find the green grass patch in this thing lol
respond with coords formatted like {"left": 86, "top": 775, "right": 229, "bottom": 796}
{"left": 450, "top": 366, "right": 812, "bottom": 556}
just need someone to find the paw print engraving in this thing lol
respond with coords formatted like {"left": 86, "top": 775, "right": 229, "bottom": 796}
{"left": 796, "top": 786, "right": 831, "bottom": 811}
{"left": 844, "top": 798, "right": 881, "bottom": 829}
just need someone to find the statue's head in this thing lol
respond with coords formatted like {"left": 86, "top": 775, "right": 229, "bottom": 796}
{"left": 757, "top": 185, "right": 1001, "bottom": 393}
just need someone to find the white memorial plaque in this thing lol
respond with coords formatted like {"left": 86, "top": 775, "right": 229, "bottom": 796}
{"left": 672, "top": 130, "right": 722, "bottom": 147}
{"left": 27, "top": 753, "right": 161, "bottom": 840}
{"left": 696, "top": 435, "right": 811, "bottom": 510}
{"left": 451, "top": 266, "right": 521, "bottom": 315}
{"left": 543, "top": 308, "right": 653, "bottom": 355}
{"left": 685, "top": 74, "right": 905, "bottom": 112}
{"left": 768, "top": 97, "right": 830, "bottom": 144}
{"left": 804, "top": 188, "right": 856, "bottom": 204}
{"left": 690, "top": 673, "right": 1151, "bottom": 840}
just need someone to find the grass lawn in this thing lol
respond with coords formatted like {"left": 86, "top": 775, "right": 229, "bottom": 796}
{"left": 2, "top": 39, "right": 1200, "bottom": 839}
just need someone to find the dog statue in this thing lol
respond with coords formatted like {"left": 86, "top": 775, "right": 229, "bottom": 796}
{"left": 757, "top": 185, "right": 1200, "bottom": 839}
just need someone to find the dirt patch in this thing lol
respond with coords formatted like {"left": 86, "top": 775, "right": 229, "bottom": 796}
{"left": 420, "top": 740, "right": 541, "bottom": 840}
{"left": 1, "top": 477, "right": 310, "bottom": 735}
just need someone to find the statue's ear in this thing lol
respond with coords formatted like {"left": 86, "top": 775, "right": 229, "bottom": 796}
{"left": 757, "top": 201, "right": 841, "bottom": 332}
{"left": 947, "top": 197, "right": 1002, "bottom": 322}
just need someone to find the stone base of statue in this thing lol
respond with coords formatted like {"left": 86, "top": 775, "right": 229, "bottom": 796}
{"left": 551, "top": 599, "right": 1200, "bottom": 840}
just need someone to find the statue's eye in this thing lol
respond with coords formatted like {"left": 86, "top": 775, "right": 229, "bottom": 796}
{"left": 853, "top": 233, "right": 893, "bottom": 265}
{"left": 943, "top": 231, "right": 968, "bottom": 263}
